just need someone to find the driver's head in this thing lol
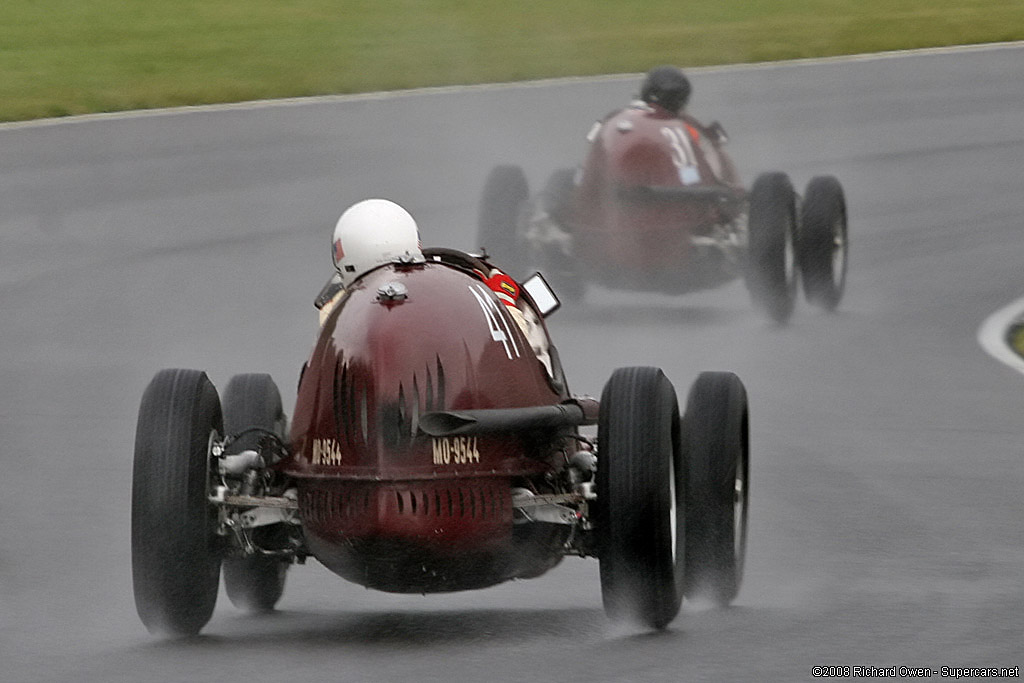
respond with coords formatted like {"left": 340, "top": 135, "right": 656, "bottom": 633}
{"left": 332, "top": 199, "right": 423, "bottom": 287}
{"left": 640, "top": 65, "right": 692, "bottom": 115}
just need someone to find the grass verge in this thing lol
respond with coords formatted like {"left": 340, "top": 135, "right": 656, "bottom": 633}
{"left": 1008, "top": 323, "right": 1024, "bottom": 359}
{"left": 2, "top": 0, "right": 1023, "bottom": 121}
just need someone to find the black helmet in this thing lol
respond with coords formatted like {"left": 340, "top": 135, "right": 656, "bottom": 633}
{"left": 639, "top": 65, "right": 691, "bottom": 114}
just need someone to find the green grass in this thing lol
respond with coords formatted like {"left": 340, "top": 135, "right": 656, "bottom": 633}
{"left": 1, "top": 0, "right": 1022, "bottom": 122}
{"left": 1009, "top": 323, "right": 1024, "bottom": 359}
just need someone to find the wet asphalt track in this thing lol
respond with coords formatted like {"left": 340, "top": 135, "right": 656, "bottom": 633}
{"left": 2, "top": 45, "right": 1023, "bottom": 682}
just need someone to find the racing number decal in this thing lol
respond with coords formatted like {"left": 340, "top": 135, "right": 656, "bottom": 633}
{"left": 469, "top": 284, "right": 521, "bottom": 360}
{"left": 661, "top": 126, "right": 701, "bottom": 185}
{"left": 662, "top": 126, "right": 697, "bottom": 167}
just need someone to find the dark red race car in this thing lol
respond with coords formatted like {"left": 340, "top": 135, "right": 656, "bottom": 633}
{"left": 478, "top": 101, "right": 848, "bottom": 323}
{"left": 131, "top": 249, "right": 750, "bottom": 636}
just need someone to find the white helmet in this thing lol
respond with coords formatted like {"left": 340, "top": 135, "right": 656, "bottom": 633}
{"left": 332, "top": 199, "right": 423, "bottom": 287}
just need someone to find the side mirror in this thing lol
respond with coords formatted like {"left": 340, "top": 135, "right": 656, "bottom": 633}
{"left": 707, "top": 120, "right": 729, "bottom": 145}
{"left": 521, "top": 272, "right": 561, "bottom": 318}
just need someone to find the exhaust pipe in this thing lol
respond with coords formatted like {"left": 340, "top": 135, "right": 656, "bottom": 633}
{"left": 419, "top": 398, "right": 598, "bottom": 436}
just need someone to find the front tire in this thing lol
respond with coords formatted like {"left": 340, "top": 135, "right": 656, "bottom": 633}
{"left": 597, "top": 367, "right": 684, "bottom": 629}
{"left": 799, "top": 175, "right": 848, "bottom": 311}
{"left": 683, "top": 371, "right": 749, "bottom": 606}
{"left": 220, "top": 373, "right": 290, "bottom": 614}
{"left": 132, "top": 369, "right": 223, "bottom": 636}
{"left": 746, "top": 172, "right": 798, "bottom": 324}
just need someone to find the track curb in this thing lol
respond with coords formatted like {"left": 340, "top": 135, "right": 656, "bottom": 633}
{"left": 978, "top": 296, "right": 1024, "bottom": 375}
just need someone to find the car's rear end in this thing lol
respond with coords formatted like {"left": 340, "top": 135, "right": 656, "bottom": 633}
{"left": 573, "top": 106, "right": 740, "bottom": 292}
{"left": 282, "top": 261, "right": 570, "bottom": 592}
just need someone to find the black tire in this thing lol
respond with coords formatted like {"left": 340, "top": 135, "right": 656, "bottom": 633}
{"left": 132, "top": 369, "right": 223, "bottom": 636}
{"left": 746, "top": 171, "right": 798, "bottom": 324}
{"left": 221, "top": 373, "right": 289, "bottom": 614}
{"left": 477, "top": 164, "right": 528, "bottom": 267}
{"left": 535, "top": 167, "right": 585, "bottom": 304}
{"left": 799, "top": 175, "right": 848, "bottom": 311}
{"left": 597, "top": 367, "right": 684, "bottom": 629}
{"left": 539, "top": 252, "right": 586, "bottom": 307}
{"left": 539, "top": 167, "right": 577, "bottom": 228}
{"left": 682, "top": 371, "right": 749, "bottom": 606}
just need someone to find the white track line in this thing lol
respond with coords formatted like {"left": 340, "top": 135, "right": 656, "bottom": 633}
{"left": 2, "top": 41, "right": 1023, "bottom": 131}
{"left": 978, "top": 296, "right": 1024, "bottom": 376}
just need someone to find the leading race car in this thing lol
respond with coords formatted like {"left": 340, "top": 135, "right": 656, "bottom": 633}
{"left": 131, "top": 248, "right": 750, "bottom": 637}
{"left": 478, "top": 80, "right": 849, "bottom": 324}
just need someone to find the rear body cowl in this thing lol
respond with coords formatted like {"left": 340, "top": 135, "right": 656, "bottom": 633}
{"left": 573, "top": 105, "right": 742, "bottom": 292}
{"left": 282, "top": 261, "right": 568, "bottom": 592}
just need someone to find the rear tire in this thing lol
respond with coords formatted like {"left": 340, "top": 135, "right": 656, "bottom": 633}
{"left": 799, "top": 175, "right": 848, "bottom": 311}
{"left": 220, "top": 373, "right": 290, "bottom": 614}
{"left": 132, "top": 369, "right": 223, "bottom": 636}
{"left": 478, "top": 165, "right": 528, "bottom": 268}
{"left": 746, "top": 172, "right": 798, "bottom": 324}
{"left": 597, "top": 367, "right": 684, "bottom": 629}
{"left": 683, "top": 371, "right": 749, "bottom": 606}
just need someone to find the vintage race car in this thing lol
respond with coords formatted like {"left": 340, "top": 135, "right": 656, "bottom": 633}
{"left": 131, "top": 249, "right": 750, "bottom": 636}
{"left": 478, "top": 102, "right": 849, "bottom": 323}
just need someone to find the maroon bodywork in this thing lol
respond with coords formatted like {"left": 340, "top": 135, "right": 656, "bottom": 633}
{"left": 281, "top": 261, "right": 573, "bottom": 592}
{"left": 570, "top": 104, "right": 744, "bottom": 293}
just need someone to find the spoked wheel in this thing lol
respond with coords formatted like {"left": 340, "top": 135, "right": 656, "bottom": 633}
{"left": 221, "top": 373, "right": 290, "bottom": 614}
{"left": 799, "top": 175, "right": 848, "bottom": 311}
{"left": 477, "top": 164, "right": 528, "bottom": 269}
{"left": 132, "top": 369, "right": 223, "bottom": 636}
{"left": 683, "top": 371, "right": 749, "bottom": 606}
{"left": 597, "top": 366, "right": 684, "bottom": 629}
{"left": 746, "top": 171, "right": 799, "bottom": 324}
